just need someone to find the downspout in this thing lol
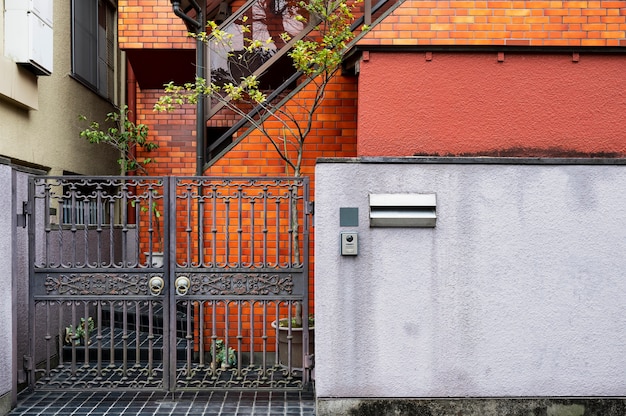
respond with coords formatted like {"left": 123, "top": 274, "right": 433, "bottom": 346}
{"left": 126, "top": 58, "right": 137, "bottom": 222}
{"left": 170, "top": 1, "right": 205, "bottom": 176}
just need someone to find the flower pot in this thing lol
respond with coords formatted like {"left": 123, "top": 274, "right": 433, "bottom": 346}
{"left": 271, "top": 319, "right": 314, "bottom": 370}
{"left": 145, "top": 252, "right": 164, "bottom": 268}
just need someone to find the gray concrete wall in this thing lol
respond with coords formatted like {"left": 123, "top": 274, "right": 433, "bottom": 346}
{"left": 0, "top": 164, "right": 14, "bottom": 415}
{"left": 314, "top": 158, "right": 626, "bottom": 406}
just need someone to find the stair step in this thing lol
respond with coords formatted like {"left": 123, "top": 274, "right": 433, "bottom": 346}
{"left": 100, "top": 304, "right": 192, "bottom": 338}
{"left": 62, "top": 327, "right": 189, "bottom": 362}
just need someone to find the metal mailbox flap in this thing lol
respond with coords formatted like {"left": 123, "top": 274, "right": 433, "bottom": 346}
{"left": 369, "top": 193, "right": 436, "bottom": 227}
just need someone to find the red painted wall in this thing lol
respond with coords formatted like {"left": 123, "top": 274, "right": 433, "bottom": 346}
{"left": 357, "top": 52, "right": 626, "bottom": 157}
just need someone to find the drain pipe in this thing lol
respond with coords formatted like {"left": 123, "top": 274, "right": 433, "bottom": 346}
{"left": 170, "top": 1, "right": 205, "bottom": 176}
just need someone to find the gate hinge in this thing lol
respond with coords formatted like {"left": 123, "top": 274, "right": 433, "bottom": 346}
{"left": 305, "top": 201, "right": 314, "bottom": 215}
{"left": 17, "top": 201, "right": 30, "bottom": 228}
{"left": 23, "top": 355, "right": 33, "bottom": 371}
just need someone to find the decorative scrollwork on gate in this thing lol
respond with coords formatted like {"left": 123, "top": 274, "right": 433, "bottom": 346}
{"left": 186, "top": 273, "right": 294, "bottom": 295}
{"left": 44, "top": 273, "right": 156, "bottom": 295}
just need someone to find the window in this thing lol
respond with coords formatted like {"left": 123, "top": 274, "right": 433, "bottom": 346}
{"left": 71, "top": 0, "right": 116, "bottom": 98}
{"left": 60, "top": 177, "right": 115, "bottom": 226}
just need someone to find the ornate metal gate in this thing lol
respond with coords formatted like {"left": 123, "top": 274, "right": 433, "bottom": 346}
{"left": 27, "top": 176, "right": 311, "bottom": 392}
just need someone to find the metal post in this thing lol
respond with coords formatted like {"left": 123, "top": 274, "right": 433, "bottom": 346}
{"left": 196, "top": 23, "right": 205, "bottom": 176}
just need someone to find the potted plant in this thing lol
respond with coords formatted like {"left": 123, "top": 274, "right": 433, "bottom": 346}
{"left": 64, "top": 317, "right": 95, "bottom": 346}
{"left": 271, "top": 304, "right": 314, "bottom": 369}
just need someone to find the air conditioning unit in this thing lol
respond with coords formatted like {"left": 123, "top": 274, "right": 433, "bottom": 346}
{"left": 4, "top": 0, "right": 53, "bottom": 76}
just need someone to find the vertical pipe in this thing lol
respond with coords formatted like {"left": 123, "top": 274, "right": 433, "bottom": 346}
{"left": 196, "top": 17, "right": 205, "bottom": 176}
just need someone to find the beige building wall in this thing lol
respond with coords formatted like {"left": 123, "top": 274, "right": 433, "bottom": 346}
{"left": 0, "top": 0, "right": 120, "bottom": 175}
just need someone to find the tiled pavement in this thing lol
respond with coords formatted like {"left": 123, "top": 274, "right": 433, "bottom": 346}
{"left": 8, "top": 390, "right": 316, "bottom": 416}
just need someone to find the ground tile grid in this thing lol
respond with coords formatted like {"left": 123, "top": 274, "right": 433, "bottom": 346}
{"left": 9, "top": 390, "right": 316, "bottom": 416}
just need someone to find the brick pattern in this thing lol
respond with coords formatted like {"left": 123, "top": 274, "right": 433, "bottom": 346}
{"left": 359, "top": 1, "right": 626, "bottom": 47}
{"left": 119, "top": 0, "right": 194, "bottom": 49}
{"left": 134, "top": 75, "right": 358, "bottom": 352}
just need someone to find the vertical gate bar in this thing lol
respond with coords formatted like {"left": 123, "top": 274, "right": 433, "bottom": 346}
{"left": 211, "top": 301, "right": 217, "bottom": 373}
{"left": 237, "top": 185, "right": 242, "bottom": 268}
{"left": 121, "top": 183, "right": 128, "bottom": 267}
{"left": 109, "top": 302, "right": 115, "bottom": 368}
{"left": 70, "top": 189, "right": 76, "bottom": 268}
{"left": 70, "top": 302, "right": 77, "bottom": 376}
{"left": 83, "top": 301, "right": 90, "bottom": 367}
{"left": 82, "top": 202, "right": 89, "bottom": 267}
{"left": 199, "top": 301, "right": 205, "bottom": 367}
{"left": 135, "top": 301, "right": 141, "bottom": 367}
{"left": 198, "top": 180, "right": 205, "bottom": 267}
{"left": 224, "top": 301, "right": 230, "bottom": 370}
{"left": 147, "top": 300, "right": 154, "bottom": 380}
{"left": 224, "top": 198, "right": 230, "bottom": 267}
{"left": 44, "top": 302, "right": 51, "bottom": 376}
{"left": 166, "top": 177, "right": 175, "bottom": 392}
{"left": 57, "top": 302, "right": 65, "bottom": 369}
{"left": 42, "top": 181, "right": 50, "bottom": 267}
{"left": 274, "top": 198, "right": 280, "bottom": 267}
{"left": 133, "top": 195, "right": 141, "bottom": 267}
{"left": 27, "top": 178, "right": 36, "bottom": 388}
{"left": 96, "top": 188, "right": 103, "bottom": 267}
{"left": 236, "top": 301, "right": 243, "bottom": 375}
{"left": 287, "top": 184, "right": 293, "bottom": 266}
{"left": 250, "top": 200, "right": 255, "bottom": 268}
{"left": 184, "top": 182, "right": 193, "bottom": 266}
{"left": 211, "top": 184, "right": 218, "bottom": 267}
{"left": 108, "top": 198, "right": 115, "bottom": 267}
{"left": 147, "top": 183, "right": 155, "bottom": 256}
{"left": 286, "top": 300, "right": 293, "bottom": 371}
{"left": 274, "top": 302, "right": 280, "bottom": 366}
{"left": 301, "top": 177, "right": 311, "bottom": 384}
{"left": 262, "top": 186, "right": 268, "bottom": 267}
{"left": 185, "top": 299, "right": 193, "bottom": 378}
{"left": 262, "top": 301, "right": 268, "bottom": 372}
{"left": 250, "top": 301, "right": 255, "bottom": 367}
{"left": 122, "top": 300, "right": 128, "bottom": 376}
{"left": 96, "top": 301, "right": 103, "bottom": 378}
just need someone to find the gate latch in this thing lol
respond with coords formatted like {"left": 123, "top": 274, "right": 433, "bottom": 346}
{"left": 17, "top": 201, "right": 30, "bottom": 228}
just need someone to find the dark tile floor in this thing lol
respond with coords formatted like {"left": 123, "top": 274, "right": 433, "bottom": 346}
{"left": 8, "top": 390, "right": 316, "bottom": 416}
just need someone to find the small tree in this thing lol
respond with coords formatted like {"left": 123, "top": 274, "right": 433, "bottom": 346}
{"left": 156, "top": 0, "right": 360, "bottom": 324}
{"left": 79, "top": 105, "right": 158, "bottom": 176}
{"left": 155, "top": 0, "right": 359, "bottom": 178}
{"left": 80, "top": 106, "right": 162, "bottom": 252}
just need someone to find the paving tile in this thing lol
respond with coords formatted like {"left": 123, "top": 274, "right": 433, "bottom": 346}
{"left": 8, "top": 389, "right": 315, "bottom": 416}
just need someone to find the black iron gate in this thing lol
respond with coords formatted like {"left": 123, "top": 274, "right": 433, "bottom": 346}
{"left": 27, "top": 176, "right": 312, "bottom": 392}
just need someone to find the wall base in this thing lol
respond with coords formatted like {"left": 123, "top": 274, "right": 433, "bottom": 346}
{"left": 0, "top": 391, "right": 12, "bottom": 416}
{"left": 316, "top": 398, "right": 626, "bottom": 416}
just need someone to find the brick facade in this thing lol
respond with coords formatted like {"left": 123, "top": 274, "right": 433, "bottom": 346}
{"left": 359, "top": 1, "right": 626, "bottom": 47}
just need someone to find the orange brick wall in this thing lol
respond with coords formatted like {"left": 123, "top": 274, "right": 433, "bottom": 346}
{"left": 360, "top": 0, "right": 626, "bottom": 46}
{"left": 119, "top": 0, "right": 193, "bottom": 49}
{"left": 134, "top": 74, "right": 358, "bottom": 352}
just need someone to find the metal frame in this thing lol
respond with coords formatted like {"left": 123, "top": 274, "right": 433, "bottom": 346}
{"left": 27, "top": 176, "right": 311, "bottom": 392}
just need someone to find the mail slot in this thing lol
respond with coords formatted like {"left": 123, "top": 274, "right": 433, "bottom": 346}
{"left": 369, "top": 193, "right": 437, "bottom": 228}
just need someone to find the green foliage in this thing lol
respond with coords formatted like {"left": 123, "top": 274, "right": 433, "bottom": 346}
{"left": 212, "top": 339, "right": 237, "bottom": 368}
{"left": 154, "top": 0, "right": 359, "bottom": 178}
{"left": 79, "top": 105, "right": 158, "bottom": 175}
{"left": 278, "top": 315, "right": 315, "bottom": 328}
{"left": 65, "top": 317, "right": 95, "bottom": 345}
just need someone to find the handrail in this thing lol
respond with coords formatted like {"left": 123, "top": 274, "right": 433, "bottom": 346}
{"left": 203, "top": 0, "right": 398, "bottom": 170}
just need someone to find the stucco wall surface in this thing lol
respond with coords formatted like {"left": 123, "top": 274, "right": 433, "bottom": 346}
{"left": 314, "top": 159, "right": 626, "bottom": 398}
{"left": 0, "top": 165, "right": 13, "bottom": 402}
{"left": 0, "top": 0, "right": 119, "bottom": 175}
{"left": 357, "top": 52, "right": 626, "bottom": 157}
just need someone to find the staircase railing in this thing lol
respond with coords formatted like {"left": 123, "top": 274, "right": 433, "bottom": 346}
{"left": 203, "top": 0, "right": 400, "bottom": 171}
